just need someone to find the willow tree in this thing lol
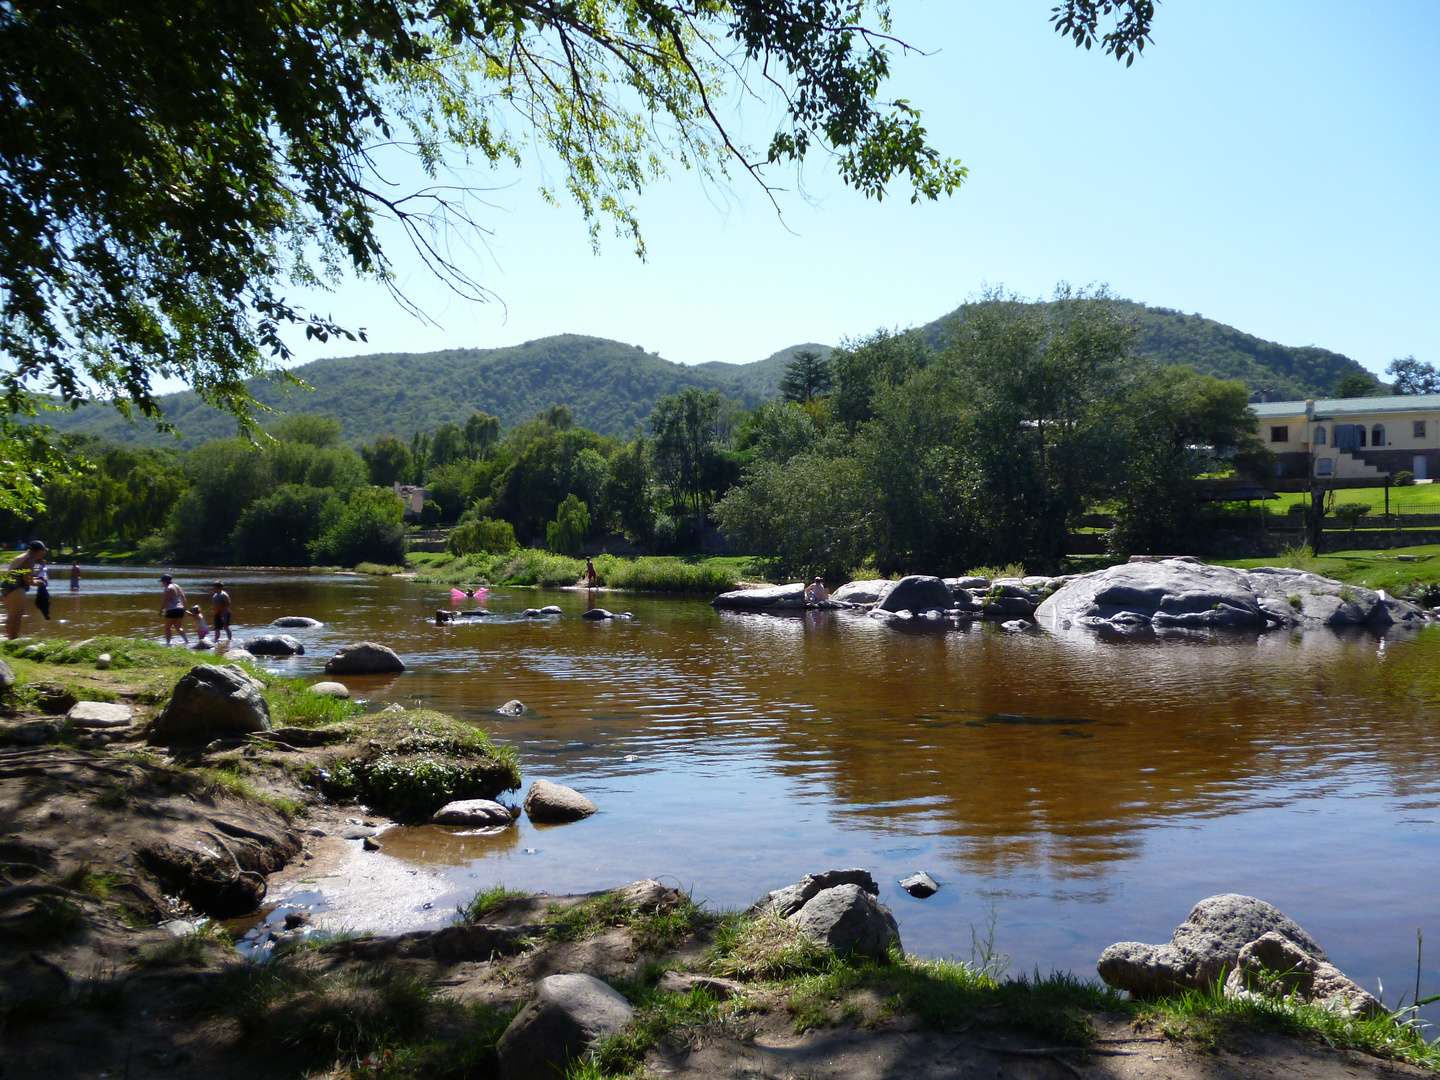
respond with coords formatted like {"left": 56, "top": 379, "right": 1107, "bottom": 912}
{"left": 0, "top": 0, "right": 1156, "bottom": 511}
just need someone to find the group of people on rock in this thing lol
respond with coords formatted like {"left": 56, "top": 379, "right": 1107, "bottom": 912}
{"left": 2, "top": 541, "right": 234, "bottom": 646}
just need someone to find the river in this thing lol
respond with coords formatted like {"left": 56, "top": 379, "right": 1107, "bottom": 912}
{"left": 40, "top": 565, "right": 1440, "bottom": 1016}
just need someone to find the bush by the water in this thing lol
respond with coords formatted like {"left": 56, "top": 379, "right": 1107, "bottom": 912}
{"left": 412, "top": 549, "right": 739, "bottom": 591}
{"left": 447, "top": 517, "right": 518, "bottom": 556}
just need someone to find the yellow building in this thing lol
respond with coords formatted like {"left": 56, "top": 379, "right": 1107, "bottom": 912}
{"left": 1251, "top": 395, "right": 1440, "bottom": 481}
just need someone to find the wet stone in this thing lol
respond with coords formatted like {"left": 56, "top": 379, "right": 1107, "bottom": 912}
{"left": 899, "top": 871, "right": 939, "bottom": 898}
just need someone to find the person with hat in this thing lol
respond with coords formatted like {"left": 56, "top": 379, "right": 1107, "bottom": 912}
{"left": 805, "top": 576, "right": 829, "bottom": 602}
{"left": 210, "top": 581, "right": 233, "bottom": 643}
{"left": 159, "top": 574, "right": 190, "bottom": 644}
{"left": 3, "top": 540, "right": 47, "bottom": 639}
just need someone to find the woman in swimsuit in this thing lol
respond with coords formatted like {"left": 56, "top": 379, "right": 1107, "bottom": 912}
{"left": 160, "top": 574, "right": 190, "bottom": 644}
{"left": 3, "top": 540, "right": 47, "bottom": 639}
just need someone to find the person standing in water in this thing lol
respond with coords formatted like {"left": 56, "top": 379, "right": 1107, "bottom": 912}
{"left": 585, "top": 557, "right": 598, "bottom": 588}
{"left": 2, "top": 540, "right": 47, "bottom": 639}
{"left": 69, "top": 562, "right": 81, "bottom": 591}
{"left": 210, "top": 582, "right": 233, "bottom": 643}
{"left": 160, "top": 574, "right": 189, "bottom": 644}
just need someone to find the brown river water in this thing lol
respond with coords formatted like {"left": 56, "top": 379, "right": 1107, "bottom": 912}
{"left": 34, "top": 566, "right": 1440, "bottom": 1014}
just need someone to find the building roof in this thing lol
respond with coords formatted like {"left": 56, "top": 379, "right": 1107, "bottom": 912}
{"left": 1251, "top": 394, "right": 1440, "bottom": 419}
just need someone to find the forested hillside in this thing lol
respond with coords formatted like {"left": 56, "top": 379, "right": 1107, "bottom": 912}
{"left": 919, "top": 300, "right": 1377, "bottom": 401}
{"left": 45, "top": 301, "right": 1378, "bottom": 447}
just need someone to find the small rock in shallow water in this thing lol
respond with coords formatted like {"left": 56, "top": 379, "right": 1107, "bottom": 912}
{"left": 539, "top": 605, "right": 562, "bottom": 615}
{"left": 362, "top": 837, "right": 381, "bottom": 852}
{"left": 524, "top": 779, "right": 597, "bottom": 823}
{"left": 899, "top": 871, "right": 939, "bottom": 898}
{"left": 495, "top": 699, "right": 526, "bottom": 716}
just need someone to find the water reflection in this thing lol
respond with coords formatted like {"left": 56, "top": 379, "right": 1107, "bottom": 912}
{"left": 35, "top": 566, "right": 1440, "bottom": 1014}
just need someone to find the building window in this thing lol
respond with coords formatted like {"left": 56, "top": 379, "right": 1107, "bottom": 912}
{"left": 1416, "top": 421, "right": 1428, "bottom": 439}
{"left": 1373, "top": 424, "right": 1385, "bottom": 447}
{"left": 1270, "top": 426, "right": 1288, "bottom": 442}
{"left": 1315, "top": 459, "right": 1334, "bottom": 476}
{"left": 1358, "top": 426, "right": 1367, "bottom": 448}
{"left": 1314, "top": 426, "right": 1327, "bottom": 446}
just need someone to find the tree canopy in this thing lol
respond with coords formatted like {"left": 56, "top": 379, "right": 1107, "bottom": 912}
{"left": 0, "top": 0, "right": 1160, "bottom": 515}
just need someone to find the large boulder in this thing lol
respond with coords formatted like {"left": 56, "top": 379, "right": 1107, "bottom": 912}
{"left": 830, "top": 580, "right": 892, "bottom": 605}
{"left": 272, "top": 616, "right": 323, "bottom": 628}
{"left": 242, "top": 634, "right": 304, "bottom": 657}
{"left": 149, "top": 664, "right": 271, "bottom": 743}
{"left": 1222, "top": 932, "right": 1383, "bottom": 1018}
{"left": 711, "top": 583, "right": 806, "bottom": 610}
{"left": 1097, "top": 893, "right": 1327, "bottom": 996}
{"left": 324, "top": 641, "right": 405, "bottom": 675}
{"left": 749, "top": 868, "right": 880, "bottom": 918}
{"left": 788, "top": 883, "right": 901, "bottom": 960}
{"left": 1037, "top": 558, "right": 1426, "bottom": 633}
{"left": 496, "top": 973, "right": 634, "bottom": 1080}
{"left": 524, "top": 779, "right": 597, "bottom": 823}
{"left": 431, "top": 799, "right": 514, "bottom": 827}
{"left": 877, "top": 576, "right": 954, "bottom": 614}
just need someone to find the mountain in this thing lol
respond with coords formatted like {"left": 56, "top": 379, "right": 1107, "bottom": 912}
{"left": 44, "top": 302, "right": 1377, "bottom": 447}
{"left": 46, "top": 335, "right": 763, "bottom": 447}
{"left": 915, "top": 300, "right": 1375, "bottom": 402}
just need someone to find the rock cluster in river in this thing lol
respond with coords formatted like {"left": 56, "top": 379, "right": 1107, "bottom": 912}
{"left": 1037, "top": 557, "right": 1425, "bottom": 632}
{"left": 714, "top": 558, "right": 1429, "bottom": 635}
{"left": 1097, "top": 893, "right": 1382, "bottom": 1016}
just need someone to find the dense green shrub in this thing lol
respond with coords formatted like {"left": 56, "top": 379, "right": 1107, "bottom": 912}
{"left": 546, "top": 494, "right": 590, "bottom": 556}
{"left": 1394, "top": 470, "right": 1414, "bottom": 487}
{"left": 231, "top": 485, "right": 335, "bottom": 565}
{"left": 448, "top": 517, "right": 519, "bottom": 556}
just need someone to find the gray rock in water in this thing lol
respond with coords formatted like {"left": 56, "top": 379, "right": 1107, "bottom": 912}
{"left": 539, "top": 605, "right": 563, "bottom": 615}
{"left": 1037, "top": 558, "right": 1426, "bottom": 634}
{"left": 149, "top": 664, "right": 271, "bottom": 743}
{"left": 309, "top": 681, "right": 350, "bottom": 698}
{"left": 521, "top": 608, "right": 543, "bottom": 618}
{"left": 273, "top": 616, "right": 323, "bottom": 628}
{"left": 341, "top": 825, "right": 377, "bottom": 839}
{"left": 1097, "top": 893, "right": 1327, "bottom": 995}
{"left": 749, "top": 868, "right": 880, "bottom": 918}
{"left": 789, "top": 883, "right": 901, "bottom": 960}
{"left": 243, "top": 634, "right": 304, "bottom": 656}
{"left": 580, "top": 608, "right": 613, "bottom": 620}
{"left": 324, "top": 641, "right": 405, "bottom": 675}
{"left": 711, "top": 583, "right": 806, "bottom": 610}
{"left": 222, "top": 648, "right": 256, "bottom": 662}
{"left": 1222, "top": 932, "right": 1383, "bottom": 1018}
{"left": 985, "top": 596, "right": 1037, "bottom": 619}
{"left": 998, "top": 619, "right": 1034, "bottom": 633}
{"left": 65, "top": 701, "right": 133, "bottom": 729}
{"left": 899, "top": 871, "right": 939, "bottom": 898}
{"left": 432, "top": 799, "right": 514, "bottom": 826}
{"left": 495, "top": 699, "right": 526, "bottom": 716}
{"left": 524, "top": 778, "right": 597, "bottom": 823}
{"left": 830, "top": 580, "right": 892, "bottom": 605}
{"left": 497, "top": 973, "right": 634, "bottom": 1080}
{"left": 877, "top": 575, "right": 955, "bottom": 613}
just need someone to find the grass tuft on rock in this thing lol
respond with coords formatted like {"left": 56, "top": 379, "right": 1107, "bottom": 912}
{"left": 456, "top": 883, "right": 529, "bottom": 923}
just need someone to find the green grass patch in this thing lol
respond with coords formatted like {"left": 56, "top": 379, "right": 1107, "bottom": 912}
{"left": 587, "top": 982, "right": 750, "bottom": 1079}
{"left": 591, "top": 555, "right": 738, "bottom": 592}
{"left": 262, "top": 675, "right": 362, "bottom": 729}
{"left": 57, "top": 863, "right": 121, "bottom": 900}
{"left": 354, "top": 562, "right": 405, "bottom": 575}
{"left": 1220, "top": 543, "right": 1440, "bottom": 602}
{"left": 541, "top": 890, "right": 715, "bottom": 954}
{"left": 456, "top": 883, "right": 529, "bottom": 923}
{"left": 197, "top": 766, "right": 304, "bottom": 819}
{"left": 1134, "top": 980, "right": 1440, "bottom": 1070}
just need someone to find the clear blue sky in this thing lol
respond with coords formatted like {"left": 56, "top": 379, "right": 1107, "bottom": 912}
{"left": 281, "top": 0, "right": 1440, "bottom": 380}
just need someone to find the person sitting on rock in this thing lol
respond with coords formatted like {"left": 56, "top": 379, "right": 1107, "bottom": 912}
{"left": 806, "top": 577, "right": 829, "bottom": 602}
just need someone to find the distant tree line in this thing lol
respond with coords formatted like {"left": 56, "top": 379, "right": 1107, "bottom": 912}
{"left": 2, "top": 291, "right": 1271, "bottom": 573}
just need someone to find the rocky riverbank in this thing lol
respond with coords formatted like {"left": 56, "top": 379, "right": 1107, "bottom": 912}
{"left": 714, "top": 557, "right": 1434, "bottom": 634}
{"left": 2, "top": 637, "right": 1437, "bottom": 1079}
